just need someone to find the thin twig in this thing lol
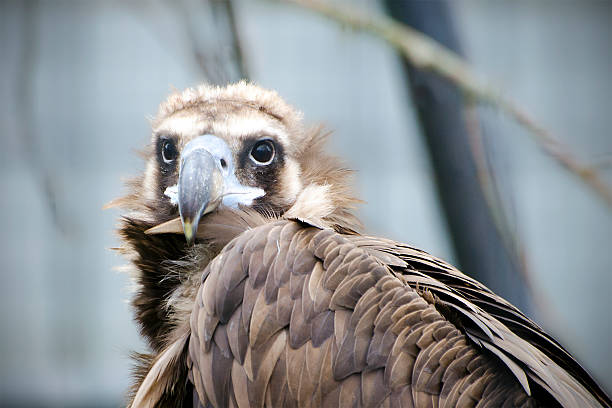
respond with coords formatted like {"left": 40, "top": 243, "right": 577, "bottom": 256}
{"left": 220, "top": 0, "right": 249, "bottom": 79}
{"left": 465, "top": 105, "right": 529, "bottom": 285}
{"left": 175, "top": 0, "right": 226, "bottom": 84}
{"left": 275, "top": 0, "right": 612, "bottom": 207}
{"left": 465, "top": 103, "right": 566, "bottom": 334}
{"left": 16, "top": 0, "right": 71, "bottom": 234}
{"left": 175, "top": 0, "right": 249, "bottom": 83}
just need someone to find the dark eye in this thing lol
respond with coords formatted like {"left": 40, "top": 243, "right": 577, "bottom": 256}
{"left": 161, "top": 139, "right": 178, "bottom": 164}
{"left": 250, "top": 140, "right": 275, "bottom": 165}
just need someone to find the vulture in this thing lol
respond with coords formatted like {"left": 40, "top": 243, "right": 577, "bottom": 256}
{"left": 112, "top": 82, "right": 611, "bottom": 407}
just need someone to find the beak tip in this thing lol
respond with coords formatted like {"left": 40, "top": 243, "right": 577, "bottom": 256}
{"left": 183, "top": 220, "right": 196, "bottom": 246}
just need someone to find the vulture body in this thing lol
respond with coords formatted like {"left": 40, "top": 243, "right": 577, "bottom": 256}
{"left": 114, "top": 82, "right": 611, "bottom": 407}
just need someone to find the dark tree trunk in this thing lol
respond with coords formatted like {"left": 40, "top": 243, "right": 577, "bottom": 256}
{"left": 384, "top": 0, "right": 530, "bottom": 311}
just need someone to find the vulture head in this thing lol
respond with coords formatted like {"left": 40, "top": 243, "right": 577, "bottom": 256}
{"left": 113, "top": 82, "right": 359, "bottom": 351}
{"left": 144, "top": 82, "right": 360, "bottom": 235}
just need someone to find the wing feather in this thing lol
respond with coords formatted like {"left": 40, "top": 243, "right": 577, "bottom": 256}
{"left": 181, "top": 219, "right": 608, "bottom": 408}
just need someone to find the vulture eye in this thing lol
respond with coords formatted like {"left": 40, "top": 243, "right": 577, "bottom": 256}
{"left": 161, "top": 139, "right": 178, "bottom": 164}
{"left": 250, "top": 140, "right": 275, "bottom": 165}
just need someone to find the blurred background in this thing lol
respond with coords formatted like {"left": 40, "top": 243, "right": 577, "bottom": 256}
{"left": 0, "top": 0, "right": 610, "bottom": 406}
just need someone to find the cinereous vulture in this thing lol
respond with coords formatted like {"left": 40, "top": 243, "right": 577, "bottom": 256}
{"left": 111, "top": 82, "right": 611, "bottom": 407}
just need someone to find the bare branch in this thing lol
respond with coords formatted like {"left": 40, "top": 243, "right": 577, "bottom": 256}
{"left": 464, "top": 105, "right": 529, "bottom": 284}
{"left": 16, "top": 0, "right": 73, "bottom": 235}
{"left": 275, "top": 0, "right": 612, "bottom": 207}
{"left": 218, "top": 0, "right": 249, "bottom": 79}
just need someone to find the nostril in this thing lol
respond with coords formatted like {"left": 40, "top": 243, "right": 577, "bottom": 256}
{"left": 220, "top": 158, "right": 227, "bottom": 169}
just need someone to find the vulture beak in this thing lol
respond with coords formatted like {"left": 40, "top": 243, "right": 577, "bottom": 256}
{"left": 178, "top": 146, "right": 222, "bottom": 245}
{"left": 177, "top": 135, "right": 264, "bottom": 245}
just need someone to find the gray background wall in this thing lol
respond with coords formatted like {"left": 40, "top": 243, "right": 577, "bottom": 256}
{"left": 0, "top": 0, "right": 610, "bottom": 405}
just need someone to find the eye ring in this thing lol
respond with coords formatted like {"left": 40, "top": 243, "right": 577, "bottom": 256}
{"left": 161, "top": 139, "right": 178, "bottom": 164}
{"left": 250, "top": 140, "right": 275, "bottom": 165}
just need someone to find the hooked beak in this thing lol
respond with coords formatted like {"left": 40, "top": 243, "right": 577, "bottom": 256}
{"left": 176, "top": 135, "right": 265, "bottom": 245}
{"left": 178, "top": 147, "right": 223, "bottom": 245}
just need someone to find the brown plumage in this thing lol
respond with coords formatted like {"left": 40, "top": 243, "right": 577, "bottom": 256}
{"left": 113, "top": 82, "right": 611, "bottom": 407}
